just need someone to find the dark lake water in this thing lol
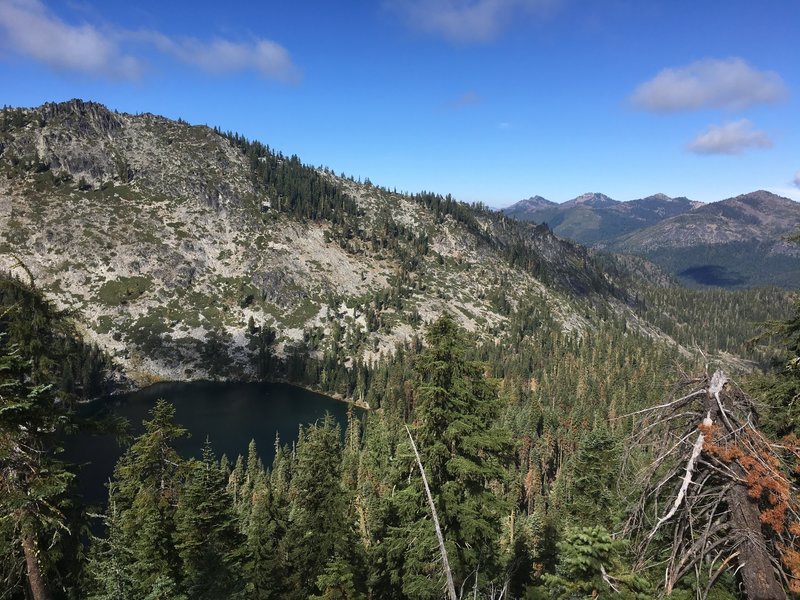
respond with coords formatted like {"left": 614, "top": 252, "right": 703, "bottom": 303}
{"left": 67, "top": 381, "right": 352, "bottom": 505}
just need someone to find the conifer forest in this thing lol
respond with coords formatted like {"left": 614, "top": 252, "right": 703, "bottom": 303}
{"left": 2, "top": 247, "right": 800, "bottom": 599}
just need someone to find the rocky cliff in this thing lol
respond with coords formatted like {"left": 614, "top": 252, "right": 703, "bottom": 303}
{"left": 1, "top": 100, "right": 637, "bottom": 385}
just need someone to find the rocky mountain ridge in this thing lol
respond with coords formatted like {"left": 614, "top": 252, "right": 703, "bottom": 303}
{"left": 2, "top": 100, "right": 659, "bottom": 386}
{"left": 615, "top": 190, "right": 800, "bottom": 250}
{"left": 561, "top": 192, "right": 617, "bottom": 208}
{"left": 504, "top": 192, "right": 702, "bottom": 243}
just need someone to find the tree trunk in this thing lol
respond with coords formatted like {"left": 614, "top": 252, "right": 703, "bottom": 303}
{"left": 705, "top": 373, "right": 786, "bottom": 600}
{"left": 22, "top": 531, "right": 51, "bottom": 600}
{"left": 728, "top": 482, "right": 786, "bottom": 600}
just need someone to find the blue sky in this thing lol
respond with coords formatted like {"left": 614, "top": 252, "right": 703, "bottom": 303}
{"left": 1, "top": 0, "right": 798, "bottom": 206}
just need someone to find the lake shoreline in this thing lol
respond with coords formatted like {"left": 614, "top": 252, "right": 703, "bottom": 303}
{"left": 93, "top": 373, "right": 370, "bottom": 411}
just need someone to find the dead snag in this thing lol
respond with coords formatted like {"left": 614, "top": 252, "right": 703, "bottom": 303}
{"left": 405, "top": 425, "right": 458, "bottom": 600}
{"left": 624, "top": 370, "right": 798, "bottom": 599}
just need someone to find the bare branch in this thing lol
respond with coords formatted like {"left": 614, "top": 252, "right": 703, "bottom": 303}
{"left": 625, "top": 369, "right": 795, "bottom": 599}
{"left": 647, "top": 428, "right": 706, "bottom": 541}
{"left": 619, "top": 390, "right": 706, "bottom": 420}
{"left": 405, "top": 425, "right": 457, "bottom": 600}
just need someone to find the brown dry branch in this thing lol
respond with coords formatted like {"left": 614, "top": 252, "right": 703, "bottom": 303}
{"left": 623, "top": 369, "right": 798, "bottom": 599}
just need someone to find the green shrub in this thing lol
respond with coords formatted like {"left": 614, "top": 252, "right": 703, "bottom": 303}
{"left": 97, "top": 276, "right": 152, "bottom": 305}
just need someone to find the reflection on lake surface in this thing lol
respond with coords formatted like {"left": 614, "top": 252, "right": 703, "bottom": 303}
{"left": 68, "top": 381, "right": 352, "bottom": 505}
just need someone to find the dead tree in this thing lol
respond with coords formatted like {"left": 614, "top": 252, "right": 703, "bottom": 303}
{"left": 624, "top": 369, "right": 799, "bottom": 599}
{"left": 405, "top": 425, "right": 458, "bottom": 600}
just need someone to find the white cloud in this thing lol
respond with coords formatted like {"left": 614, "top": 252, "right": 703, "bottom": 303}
{"left": 136, "top": 32, "right": 301, "bottom": 83}
{"left": 631, "top": 58, "right": 788, "bottom": 112}
{"left": 687, "top": 120, "right": 773, "bottom": 155}
{"left": 794, "top": 171, "right": 800, "bottom": 189}
{"left": 390, "top": 0, "right": 558, "bottom": 43}
{"left": 0, "top": 0, "right": 300, "bottom": 82}
{"left": 0, "top": 0, "right": 141, "bottom": 78}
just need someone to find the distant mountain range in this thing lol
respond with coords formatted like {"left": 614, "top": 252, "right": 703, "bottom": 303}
{"left": 1, "top": 99, "right": 797, "bottom": 388}
{"left": 504, "top": 192, "right": 702, "bottom": 245}
{"left": 504, "top": 191, "right": 800, "bottom": 288}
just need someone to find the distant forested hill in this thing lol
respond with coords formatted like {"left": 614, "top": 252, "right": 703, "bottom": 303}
{"left": 504, "top": 190, "right": 800, "bottom": 288}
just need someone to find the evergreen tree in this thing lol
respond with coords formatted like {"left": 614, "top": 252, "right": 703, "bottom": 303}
{"left": 388, "top": 314, "right": 514, "bottom": 596}
{"left": 92, "top": 400, "right": 188, "bottom": 598}
{"left": 0, "top": 274, "right": 110, "bottom": 600}
{"left": 543, "top": 526, "right": 648, "bottom": 599}
{"left": 173, "top": 439, "right": 244, "bottom": 600}
{"left": 566, "top": 425, "right": 621, "bottom": 528}
{"left": 227, "top": 453, "right": 245, "bottom": 508}
{"left": 749, "top": 286, "right": 800, "bottom": 438}
{"left": 283, "top": 416, "right": 360, "bottom": 599}
{"left": 85, "top": 497, "right": 136, "bottom": 600}
{"left": 310, "top": 558, "right": 365, "bottom": 600}
{"left": 244, "top": 438, "right": 263, "bottom": 503}
{"left": 0, "top": 340, "right": 74, "bottom": 600}
{"left": 244, "top": 481, "right": 286, "bottom": 600}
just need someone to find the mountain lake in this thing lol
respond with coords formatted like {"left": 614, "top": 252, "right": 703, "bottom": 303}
{"left": 67, "top": 381, "right": 354, "bottom": 505}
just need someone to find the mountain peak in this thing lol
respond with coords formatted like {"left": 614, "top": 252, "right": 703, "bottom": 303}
{"left": 690, "top": 190, "right": 799, "bottom": 223}
{"left": 643, "top": 193, "right": 672, "bottom": 202}
{"left": 39, "top": 98, "right": 122, "bottom": 135}
{"left": 734, "top": 190, "right": 794, "bottom": 205}
{"left": 564, "top": 192, "right": 617, "bottom": 207}
{"left": 503, "top": 195, "right": 555, "bottom": 213}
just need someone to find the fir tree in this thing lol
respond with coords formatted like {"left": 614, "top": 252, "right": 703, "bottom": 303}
{"left": 85, "top": 497, "right": 136, "bottom": 600}
{"left": 243, "top": 482, "right": 286, "bottom": 600}
{"left": 95, "top": 400, "right": 188, "bottom": 597}
{"left": 173, "top": 439, "right": 244, "bottom": 600}
{"left": 387, "top": 314, "right": 514, "bottom": 596}
{"left": 543, "top": 526, "right": 648, "bottom": 599}
{"left": 0, "top": 274, "right": 109, "bottom": 599}
{"left": 283, "top": 416, "right": 361, "bottom": 599}
{"left": 0, "top": 340, "right": 74, "bottom": 600}
{"left": 566, "top": 425, "right": 621, "bottom": 528}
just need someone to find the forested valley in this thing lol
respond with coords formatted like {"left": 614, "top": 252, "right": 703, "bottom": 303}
{"left": 2, "top": 265, "right": 799, "bottom": 599}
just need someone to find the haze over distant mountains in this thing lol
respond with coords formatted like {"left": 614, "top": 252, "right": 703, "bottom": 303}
{"left": 504, "top": 190, "right": 800, "bottom": 288}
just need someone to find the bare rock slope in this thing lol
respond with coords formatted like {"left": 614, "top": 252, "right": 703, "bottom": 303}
{"left": 1, "top": 100, "right": 630, "bottom": 384}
